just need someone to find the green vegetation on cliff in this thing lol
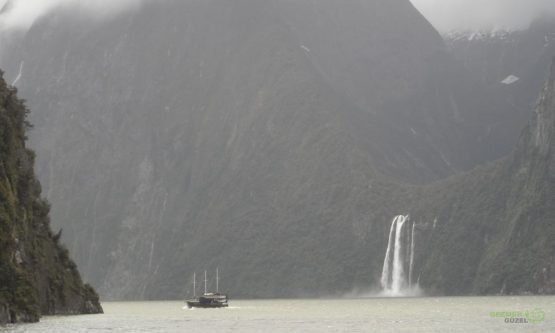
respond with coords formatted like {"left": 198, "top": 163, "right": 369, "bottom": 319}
{"left": 0, "top": 71, "right": 102, "bottom": 324}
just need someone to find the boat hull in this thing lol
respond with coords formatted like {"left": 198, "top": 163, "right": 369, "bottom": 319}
{"left": 186, "top": 301, "right": 228, "bottom": 309}
{"left": 186, "top": 293, "right": 229, "bottom": 309}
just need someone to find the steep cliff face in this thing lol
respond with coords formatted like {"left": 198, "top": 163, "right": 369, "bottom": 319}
{"left": 482, "top": 56, "right": 555, "bottom": 294}
{"left": 407, "top": 58, "right": 555, "bottom": 295}
{"left": 0, "top": 72, "right": 102, "bottom": 324}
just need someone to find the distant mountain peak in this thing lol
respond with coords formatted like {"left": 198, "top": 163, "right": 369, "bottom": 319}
{"left": 443, "top": 29, "right": 513, "bottom": 42}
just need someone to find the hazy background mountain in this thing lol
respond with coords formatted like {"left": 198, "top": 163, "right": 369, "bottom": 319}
{"left": 0, "top": 0, "right": 553, "bottom": 299}
{"left": 445, "top": 18, "right": 555, "bottom": 114}
{"left": 412, "top": 0, "right": 555, "bottom": 32}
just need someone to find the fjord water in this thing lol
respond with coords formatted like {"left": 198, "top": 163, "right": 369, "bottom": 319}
{"left": 3, "top": 297, "right": 553, "bottom": 332}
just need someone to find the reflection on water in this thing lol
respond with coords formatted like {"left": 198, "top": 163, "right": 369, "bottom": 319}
{"left": 2, "top": 297, "right": 554, "bottom": 332}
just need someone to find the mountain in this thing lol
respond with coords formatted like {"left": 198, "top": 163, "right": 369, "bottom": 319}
{"left": 409, "top": 57, "right": 555, "bottom": 295}
{"left": 0, "top": 72, "right": 102, "bottom": 324}
{"left": 0, "top": 0, "right": 546, "bottom": 299}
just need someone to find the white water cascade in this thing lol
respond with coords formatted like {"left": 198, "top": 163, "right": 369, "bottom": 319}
{"left": 380, "top": 215, "right": 420, "bottom": 296}
{"left": 408, "top": 221, "right": 416, "bottom": 289}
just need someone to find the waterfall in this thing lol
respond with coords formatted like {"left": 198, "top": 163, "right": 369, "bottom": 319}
{"left": 380, "top": 216, "right": 398, "bottom": 289}
{"left": 408, "top": 221, "right": 415, "bottom": 289}
{"left": 380, "top": 215, "right": 420, "bottom": 296}
{"left": 11, "top": 61, "right": 24, "bottom": 86}
{"left": 390, "top": 216, "right": 406, "bottom": 293}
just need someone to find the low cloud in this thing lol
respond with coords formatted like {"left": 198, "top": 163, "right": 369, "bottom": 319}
{"left": 0, "top": 0, "right": 143, "bottom": 32}
{"left": 410, "top": 0, "right": 555, "bottom": 32}
{"left": 3, "top": 0, "right": 554, "bottom": 36}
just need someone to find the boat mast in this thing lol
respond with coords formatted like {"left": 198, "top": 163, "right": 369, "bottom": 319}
{"left": 204, "top": 270, "right": 207, "bottom": 294}
{"left": 216, "top": 268, "right": 219, "bottom": 293}
{"left": 193, "top": 272, "right": 196, "bottom": 298}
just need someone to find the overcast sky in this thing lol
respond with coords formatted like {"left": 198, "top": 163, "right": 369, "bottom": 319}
{"left": 2, "top": 0, "right": 555, "bottom": 33}
{"left": 410, "top": 0, "right": 555, "bottom": 32}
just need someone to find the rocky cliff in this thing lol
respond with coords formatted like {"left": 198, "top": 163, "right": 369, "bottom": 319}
{"left": 407, "top": 57, "right": 555, "bottom": 295}
{"left": 0, "top": 72, "right": 102, "bottom": 324}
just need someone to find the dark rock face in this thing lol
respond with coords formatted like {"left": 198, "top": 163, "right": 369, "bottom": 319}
{"left": 408, "top": 58, "right": 555, "bottom": 295}
{"left": 0, "top": 73, "right": 102, "bottom": 324}
{"left": 0, "top": 0, "right": 550, "bottom": 299}
{"left": 0, "top": 303, "right": 9, "bottom": 324}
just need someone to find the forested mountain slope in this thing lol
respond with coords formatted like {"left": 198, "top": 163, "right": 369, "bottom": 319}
{"left": 0, "top": 0, "right": 549, "bottom": 299}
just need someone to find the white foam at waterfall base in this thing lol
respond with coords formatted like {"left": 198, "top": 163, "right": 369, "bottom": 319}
{"left": 379, "top": 283, "right": 423, "bottom": 297}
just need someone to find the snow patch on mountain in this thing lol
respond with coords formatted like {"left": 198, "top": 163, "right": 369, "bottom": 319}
{"left": 501, "top": 75, "right": 520, "bottom": 85}
{"left": 443, "top": 29, "right": 513, "bottom": 42}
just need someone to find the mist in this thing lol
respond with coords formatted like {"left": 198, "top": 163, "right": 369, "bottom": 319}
{"left": 3, "top": 0, "right": 555, "bottom": 34}
{"left": 411, "top": 0, "right": 555, "bottom": 32}
{"left": 0, "top": 0, "right": 143, "bottom": 32}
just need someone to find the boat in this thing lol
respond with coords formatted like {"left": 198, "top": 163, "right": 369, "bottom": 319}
{"left": 185, "top": 269, "right": 229, "bottom": 308}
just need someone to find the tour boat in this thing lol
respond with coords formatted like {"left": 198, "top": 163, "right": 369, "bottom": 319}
{"left": 185, "top": 269, "right": 229, "bottom": 308}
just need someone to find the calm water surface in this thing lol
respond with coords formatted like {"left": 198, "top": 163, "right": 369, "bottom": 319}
{"left": 2, "top": 297, "right": 554, "bottom": 332}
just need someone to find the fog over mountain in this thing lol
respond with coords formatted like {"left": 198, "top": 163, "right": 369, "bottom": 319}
{"left": 0, "top": 0, "right": 143, "bottom": 31}
{"left": 411, "top": 0, "right": 555, "bottom": 32}
{"left": 2, "top": 0, "right": 555, "bottom": 35}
